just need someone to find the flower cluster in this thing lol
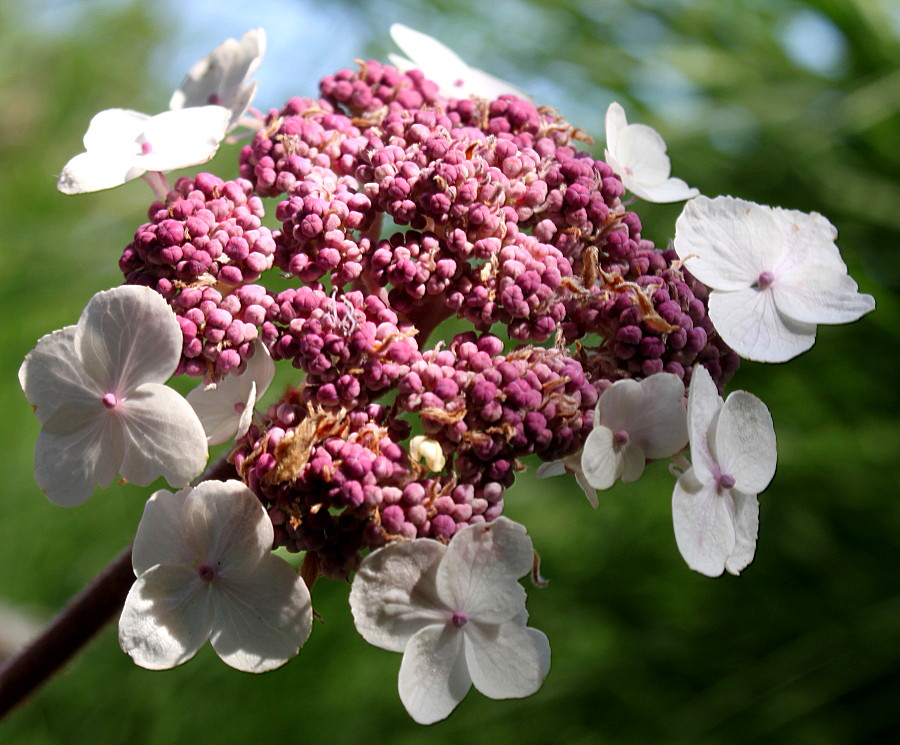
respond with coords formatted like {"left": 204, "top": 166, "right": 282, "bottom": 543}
{"left": 20, "top": 24, "right": 874, "bottom": 726}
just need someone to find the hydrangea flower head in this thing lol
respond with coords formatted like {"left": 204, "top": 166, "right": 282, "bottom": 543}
{"left": 389, "top": 23, "right": 528, "bottom": 100}
{"left": 57, "top": 106, "right": 229, "bottom": 194}
{"left": 187, "top": 340, "right": 275, "bottom": 445}
{"left": 118, "top": 479, "right": 312, "bottom": 672}
{"left": 350, "top": 517, "right": 550, "bottom": 724}
{"left": 672, "top": 365, "right": 776, "bottom": 576}
{"left": 673, "top": 195, "right": 876, "bottom": 362}
{"left": 580, "top": 373, "right": 689, "bottom": 501}
{"left": 18, "top": 285, "right": 208, "bottom": 506}
{"left": 604, "top": 102, "right": 699, "bottom": 203}
{"left": 170, "top": 28, "right": 266, "bottom": 130}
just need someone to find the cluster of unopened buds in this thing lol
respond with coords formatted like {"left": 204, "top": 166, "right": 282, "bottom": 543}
{"left": 19, "top": 25, "right": 874, "bottom": 724}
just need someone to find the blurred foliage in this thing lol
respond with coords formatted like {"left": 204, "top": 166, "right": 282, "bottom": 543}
{"left": 0, "top": 0, "right": 897, "bottom": 743}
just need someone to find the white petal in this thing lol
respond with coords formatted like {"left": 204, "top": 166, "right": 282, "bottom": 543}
{"left": 628, "top": 176, "right": 700, "bottom": 204}
{"left": 625, "top": 373, "right": 688, "bottom": 459}
{"left": 774, "top": 262, "right": 875, "bottom": 325}
{"left": 117, "top": 384, "right": 208, "bottom": 487}
{"left": 436, "top": 518, "right": 532, "bottom": 623}
{"left": 724, "top": 490, "right": 759, "bottom": 576}
{"left": 132, "top": 487, "right": 193, "bottom": 575}
{"left": 19, "top": 326, "right": 98, "bottom": 424}
{"left": 619, "top": 440, "right": 648, "bottom": 483}
{"left": 672, "top": 474, "right": 736, "bottom": 577}
{"left": 573, "top": 469, "right": 601, "bottom": 508}
{"left": 595, "top": 378, "right": 643, "bottom": 430}
{"left": 398, "top": 624, "right": 470, "bottom": 725}
{"left": 534, "top": 460, "right": 566, "bottom": 478}
{"left": 187, "top": 342, "right": 275, "bottom": 445}
{"left": 209, "top": 553, "right": 312, "bottom": 672}
{"left": 137, "top": 107, "right": 229, "bottom": 173}
{"left": 708, "top": 286, "right": 816, "bottom": 362}
{"left": 76, "top": 286, "right": 182, "bottom": 393}
{"left": 81, "top": 108, "right": 149, "bottom": 152}
{"left": 604, "top": 102, "right": 628, "bottom": 156}
{"left": 714, "top": 391, "right": 777, "bottom": 494}
{"left": 57, "top": 151, "right": 145, "bottom": 194}
{"left": 464, "top": 620, "right": 550, "bottom": 700}
{"left": 34, "top": 405, "right": 123, "bottom": 506}
{"left": 581, "top": 426, "right": 623, "bottom": 491}
{"left": 350, "top": 540, "right": 447, "bottom": 653}
{"left": 614, "top": 123, "right": 672, "bottom": 183}
{"left": 179, "top": 480, "right": 273, "bottom": 574}
{"left": 686, "top": 365, "right": 722, "bottom": 486}
{"left": 118, "top": 565, "right": 213, "bottom": 670}
{"left": 674, "top": 196, "right": 786, "bottom": 291}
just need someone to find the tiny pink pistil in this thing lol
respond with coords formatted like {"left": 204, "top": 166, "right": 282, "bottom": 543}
{"left": 716, "top": 472, "right": 736, "bottom": 492}
{"left": 233, "top": 402, "right": 246, "bottom": 414}
{"left": 101, "top": 393, "right": 118, "bottom": 410}
{"left": 198, "top": 564, "right": 217, "bottom": 582}
{"left": 613, "top": 429, "right": 630, "bottom": 447}
{"left": 450, "top": 611, "right": 468, "bottom": 628}
{"left": 757, "top": 270, "right": 775, "bottom": 289}
{"left": 140, "top": 141, "right": 153, "bottom": 155}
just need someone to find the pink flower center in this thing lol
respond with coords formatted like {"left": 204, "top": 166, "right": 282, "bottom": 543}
{"left": 613, "top": 429, "right": 630, "bottom": 447}
{"left": 207, "top": 93, "right": 222, "bottom": 105}
{"left": 101, "top": 393, "right": 119, "bottom": 410}
{"left": 233, "top": 402, "right": 246, "bottom": 414}
{"left": 197, "top": 564, "right": 217, "bottom": 582}
{"left": 450, "top": 611, "right": 468, "bottom": 628}
{"left": 716, "top": 472, "right": 736, "bottom": 492}
{"left": 756, "top": 270, "right": 775, "bottom": 289}
{"left": 140, "top": 141, "right": 153, "bottom": 155}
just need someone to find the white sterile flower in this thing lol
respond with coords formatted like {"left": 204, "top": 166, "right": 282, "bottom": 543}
{"left": 604, "top": 101, "right": 699, "bottom": 203}
{"left": 389, "top": 23, "right": 529, "bottom": 101}
{"left": 579, "top": 373, "right": 688, "bottom": 504}
{"left": 18, "top": 285, "right": 208, "bottom": 506}
{"left": 170, "top": 28, "right": 266, "bottom": 130}
{"left": 119, "top": 480, "right": 312, "bottom": 672}
{"left": 672, "top": 365, "right": 776, "bottom": 577}
{"left": 57, "top": 105, "right": 229, "bottom": 195}
{"left": 187, "top": 341, "right": 275, "bottom": 445}
{"left": 674, "top": 195, "right": 876, "bottom": 362}
{"left": 350, "top": 517, "right": 550, "bottom": 725}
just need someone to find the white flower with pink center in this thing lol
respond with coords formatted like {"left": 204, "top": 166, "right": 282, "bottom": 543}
{"left": 349, "top": 517, "right": 550, "bottom": 724}
{"left": 673, "top": 195, "right": 876, "bottom": 362}
{"left": 170, "top": 28, "right": 266, "bottom": 130}
{"left": 672, "top": 365, "right": 777, "bottom": 577}
{"left": 604, "top": 101, "right": 700, "bottom": 203}
{"left": 187, "top": 340, "right": 275, "bottom": 446}
{"left": 18, "top": 285, "right": 208, "bottom": 506}
{"left": 56, "top": 105, "right": 229, "bottom": 195}
{"left": 118, "top": 479, "right": 312, "bottom": 672}
{"left": 389, "top": 23, "right": 529, "bottom": 101}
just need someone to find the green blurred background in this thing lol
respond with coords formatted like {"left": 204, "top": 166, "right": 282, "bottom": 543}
{"left": 1, "top": 0, "right": 897, "bottom": 742}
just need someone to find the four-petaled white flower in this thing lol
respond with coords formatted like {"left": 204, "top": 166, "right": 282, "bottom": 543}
{"left": 350, "top": 517, "right": 550, "bottom": 725}
{"left": 56, "top": 106, "right": 229, "bottom": 195}
{"left": 672, "top": 365, "right": 777, "bottom": 577}
{"left": 119, "top": 479, "right": 312, "bottom": 672}
{"left": 673, "top": 195, "right": 876, "bottom": 362}
{"left": 187, "top": 340, "right": 275, "bottom": 446}
{"left": 389, "top": 23, "right": 529, "bottom": 101}
{"left": 604, "top": 101, "right": 699, "bottom": 203}
{"left": 18, "top": 285, "right": 208, "bottom": 506}
{"left": 579, "top": 373, "right": 689, "bottom": 504}
{"left": 170, "top": 28, "right": 266, "bottom": 131}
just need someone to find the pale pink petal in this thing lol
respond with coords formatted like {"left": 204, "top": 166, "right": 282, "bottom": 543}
{"left": 350, "top": 540, "right": 447, "bottom": 652}
{"left": 34, "top": 404, "right": 123, "bottom": 506}
{"left": 724, "top": 490, "right": 759, "bottom": 576}
{"left": 132, "top": 487, "right": 193, "bottom": 575}
{"left": 118, "top": 565, "right": 213, "bottom": 670}
{"left": 18, "top": 326, "right": 99, "bottom": 424}
{"left": 708, "top": 286, "right": 816, "bottom": 362}
{"left": 675, "top": 196, "right": 785, "bottom": 291}
{"left": 580, "top": 426, "right": 622, "bottom": 491}
{"left": 180, "top": 480, "right": 273, "bottom": 574}
{"left": 774, "top": 262, "right": 875, "bottom": 325}
{"left": 685, "top": 365, "right": 722, "bottom": 486}
{"left": 714, "top": 391, "right": 777, "bottom": 495}
{"left": 464, "top": 620, "right": 550, "bottom": 700}
{"left": 117, "top": 384, "right": 208, "bottom": 488}
{"left": 398, "top": 624, "right": 470, "bottom": 725}
{"left": 209, "top": 553, "right": 312, "bottom": 672}
{"left": 672, "top": 475, "right": 736, "bottom": 577}
{"left": 76, "top": 286, "right": 182, "bottom": 393}
{"left": 436, "top": 518, "right": 532, "bottom": 623}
